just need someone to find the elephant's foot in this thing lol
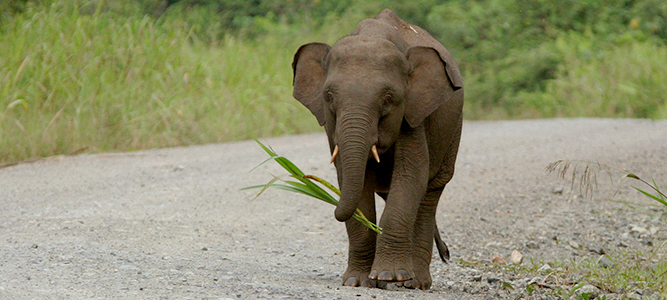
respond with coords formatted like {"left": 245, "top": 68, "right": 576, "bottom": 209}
{"left": 399, "top": 273, "right": 432, "bottom": 290}
{"left": 342, "top": 269, "right": 376, "bottom": 288}
{"left": 368, "top": 254, "right": 414, "bottom": 283}
{"left": 399, "top": 257, "right": 433, "bottom": 289}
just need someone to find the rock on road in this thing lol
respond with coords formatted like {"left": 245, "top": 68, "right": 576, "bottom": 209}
{"left": 1, "top": 119, "right": 666, "bottom": 299}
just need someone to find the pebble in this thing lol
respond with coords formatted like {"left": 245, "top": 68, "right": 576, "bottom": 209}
{"left": 640, "top": 236, "right": 654, "bottom": 246}
{"left": 526, "top": 277, "right": 542, "bottom": 286}
{"left": 491, "top": 255, "right": 506, "bottom": 264}
{"left": 589, "top": 247, "right": 605, "bottom": 255}
{"left": 649, "top": 227, "right": 659, "bottom": 235}
{"left": 630, "top": 225, "right": 648, "bottom": 235}
{"left": 574, "top": 284, "right": 600, "bottom": 299}
{"left": 509, "top": 250, "right": 523, "bottom": 265}
{"left": 537, "top": 264, "right": 552, "bottom": 273}
{"left": 525, "top": 241, "right": 539, "bottom": 249}
{"left": 486, "top": 276, "right": 500, "bottom": 284}
{"left": 568, "top": 240, "right": 580, "bottom": 249}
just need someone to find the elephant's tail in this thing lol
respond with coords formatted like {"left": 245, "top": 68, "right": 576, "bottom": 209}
{"left": 434, "top": 221, "right": 450, "bottom": 263}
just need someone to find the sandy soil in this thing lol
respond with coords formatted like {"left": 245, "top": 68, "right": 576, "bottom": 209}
{"left": 1, "top": 118, "right": 666, "bottom": 299}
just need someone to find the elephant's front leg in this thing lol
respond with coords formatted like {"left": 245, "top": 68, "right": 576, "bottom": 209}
{"left": 369, "top": 125, "right": 429, "bottom": 284}
{"left": 402, "top": 187, "right": 443, "bottom": 290}
{"left": 342, "top": 165, "right": 377, "bottom": 287}
{"left": 404, "top": 135, "right": 460, "bottom": 290}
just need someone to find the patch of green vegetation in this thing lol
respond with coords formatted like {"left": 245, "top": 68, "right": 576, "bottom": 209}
{"left": 518, "top": 35, "right": 667, "bottom": 119}
{"left": 2, "top": 0, "right": 667, "bottom": 163}
{"left": 547, "top": 248, "right": 664, "bottom": 297}
{"left": 464, "top": 245, "right": 667, "bottom": 299}
{"left": 0, "top": 1, "right": 321, "bottom": 163}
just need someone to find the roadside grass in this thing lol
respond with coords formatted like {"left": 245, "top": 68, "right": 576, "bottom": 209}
{"left": 0, "top": 1, "right": 321, "bottom": 164}
{"left": 462, "top": 245, "right": 667, "bottom": 299}
{"left": 569, "top": 246, "right": 667, "bottom": 295}
{"left": 540, "top": 246, "right": 666, "bottom": 297}
{"left": 524, "top": 159, "right": 666, "bottom": 298}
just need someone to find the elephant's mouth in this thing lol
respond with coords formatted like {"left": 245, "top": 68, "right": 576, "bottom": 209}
{"left": 377, "top": 144, "right": 390, "bottom": 154}
{"left": 376, "top": 140, "right": 395, "bottom": 156}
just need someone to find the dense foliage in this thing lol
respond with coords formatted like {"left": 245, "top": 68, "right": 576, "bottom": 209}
{"left": 1, "top": 0, "right": 666, "bottom": 162}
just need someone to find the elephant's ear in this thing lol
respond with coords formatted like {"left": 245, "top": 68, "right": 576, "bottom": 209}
{"left": 292, "top": 42, "right": 331, "bottom": 126}
{"left": 405, "top": 46, "right": 461, "bottom": 128}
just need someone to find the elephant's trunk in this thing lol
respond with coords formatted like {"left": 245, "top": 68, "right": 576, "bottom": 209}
{"left": 333, "top": 111, "right": 377, "bottom": 222}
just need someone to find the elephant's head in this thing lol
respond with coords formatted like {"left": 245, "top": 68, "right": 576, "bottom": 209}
{"left": 292, "top": 36, "right": 460, "bottom": 222}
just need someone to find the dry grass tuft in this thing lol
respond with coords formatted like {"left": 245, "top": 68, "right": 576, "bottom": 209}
{"left": 545, "top": 159, "right": 666, "bottom": 208}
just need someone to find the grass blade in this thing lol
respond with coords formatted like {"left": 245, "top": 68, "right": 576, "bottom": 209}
{"left": 243, "top": 175, "right": 281, "bottom": 201}
{"left": 304, "top": 175, "right": 341, "bottom": 196}
{"left": 248, "top": 139, "right": 382, "bottom": 234}
{"left": 634, "top": 187, "right": 667, "bottom": 207}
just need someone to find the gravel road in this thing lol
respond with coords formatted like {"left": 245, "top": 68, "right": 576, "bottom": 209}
{"left": 1, "top": 118, "right": 666, "bottom": 299}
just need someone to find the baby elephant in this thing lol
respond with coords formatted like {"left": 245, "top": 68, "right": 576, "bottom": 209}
{"left": 291, "top": 9, "right": 463, "bottom": 289}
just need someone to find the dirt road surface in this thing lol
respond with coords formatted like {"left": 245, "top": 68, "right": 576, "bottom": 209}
{"left": 1, "top": 119, "right": 666, "bottom": 299}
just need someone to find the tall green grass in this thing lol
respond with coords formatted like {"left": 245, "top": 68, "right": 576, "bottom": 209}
{"left": 463, "top": 32, "right": 667, "bottom": 120}
{"left": 516, "top": 32, "right": 667, "bottom": 119}
{"left": 0, "top": 1, "right": 322, "bottom": 163}
{"left": 2, "top": 1, "right": 667, "bottom": 164}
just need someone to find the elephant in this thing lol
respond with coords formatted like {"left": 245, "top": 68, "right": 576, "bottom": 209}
{"left": 291, "top": 9, "right": 463, "bottom": 290}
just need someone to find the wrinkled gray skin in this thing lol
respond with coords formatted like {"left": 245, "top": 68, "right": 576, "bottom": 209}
{"left": 291, "top": 9, "right": 463, "bottom": 290}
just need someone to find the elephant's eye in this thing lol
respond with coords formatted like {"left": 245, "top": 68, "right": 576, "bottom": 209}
{"left": 380, "top": 93, "right": 394, "bottom": 116}
{"left": 382, "top": 94, "right": 393, "bottom": 108}
{"left": 325, "top": 91, "right": 336, "bottom": 112}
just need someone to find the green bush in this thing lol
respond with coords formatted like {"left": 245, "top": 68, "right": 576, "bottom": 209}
{"left": 521, "top": 32, "right": 667, "bottom": 118}
{"left": 423, "top": 0, "right": 667, "bottom": 118}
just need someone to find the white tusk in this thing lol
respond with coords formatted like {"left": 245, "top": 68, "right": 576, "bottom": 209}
{"left": 330, "top": 145, "right": 339, "bottom": 164}
{"left": 371, "top": 145, "right": 380, "bottom": 163}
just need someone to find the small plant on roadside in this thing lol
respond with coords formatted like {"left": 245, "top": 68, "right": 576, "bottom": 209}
{"left": 244, "top": 139, "right": 382, "bottom": 234}
{"left": 545, "top": 160, "right": 666, "bottom": 209}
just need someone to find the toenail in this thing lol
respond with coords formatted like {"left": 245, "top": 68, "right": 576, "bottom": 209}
{"left": 378, "top": 271, "right": 393, "bottom": 281}
{"left": 396, "top": 270, "right": 410, "bottom": 281}
{"left": 344, "top": 277, "right": 359, "bottom": 286}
